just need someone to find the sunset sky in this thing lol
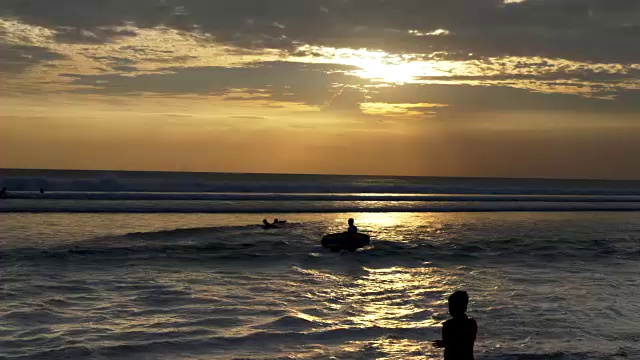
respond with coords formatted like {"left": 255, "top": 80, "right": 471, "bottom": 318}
{"left": 2, "top": 0, "right": 639, "bottom": 178}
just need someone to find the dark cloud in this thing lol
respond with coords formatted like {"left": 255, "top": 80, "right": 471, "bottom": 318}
{"left": 418, "top": 67, "right": 640, "bottom": 82}
{"left": 58, "top": 60, "right": 640, "bottom": 115}
{"left": 62, "top": 61, "right": 364, "bottom": 106}
{"left": 101, "top": 47, "right": 198, "bottom": 67}
{"left": 88, "top": 55, "right": 136, "bottom": 66}
{"left": 2, "top": 0, "right": 640, "bottom": 62}
{"left": 112, "top": 65, "right": 137, "bottom": 72}
{"left": 0, "top": 44, "right": 66, "bottom": 74}
{"left": 368, "top": 83, "right": 640, "bottom": 115}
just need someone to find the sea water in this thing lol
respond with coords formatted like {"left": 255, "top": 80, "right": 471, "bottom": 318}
{"left": 1, "top": 170, "right": 639, "bottom": 359}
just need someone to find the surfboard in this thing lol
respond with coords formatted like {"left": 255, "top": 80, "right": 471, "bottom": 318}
{"left": 321, "top": 233, "right": 370, "bottom": 252}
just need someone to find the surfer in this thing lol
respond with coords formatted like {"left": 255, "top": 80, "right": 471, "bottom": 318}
{"left": 347, "top": 218, "right": 358, "bottom": 234}
{"left": 432, "top": 290, "right": 477, "bottom": 360}
{"left": 0, "top": 187, "right": 8, "bottom": 198}
{"left": 322, "top": 219, "right": 369, "bottom": 252}
{"left": 262, "top": 219, "right": 278, "bottom": 229}
{"left": 273, "top": 218, "right": 286, "bottom": 224}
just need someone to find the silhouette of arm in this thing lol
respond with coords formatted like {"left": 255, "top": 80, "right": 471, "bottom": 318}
{"left": 470, "top": 319, "right": 478, "bottom": 342}
{"left": 432, "top": 321, "right": 450, "bottom": 348}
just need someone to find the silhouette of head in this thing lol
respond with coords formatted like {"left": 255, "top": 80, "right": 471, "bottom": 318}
{"left": 448, "top": 291, "right": 469, "bottom": 317}
{"left": 274, "top": 218, "right": 278, "bottom": 223}
{"left": 263, "top": 219, "right": 269, "bottom": 225}
{"left": 348, "top": 218, "right": 354, "bottom": 226}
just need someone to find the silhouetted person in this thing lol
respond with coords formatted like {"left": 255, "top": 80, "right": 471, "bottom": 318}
{"left": 40, "top": 188, "right": 45, "bottom": 194}
{"left": 347, "top": 218, "right": 358, "bottom": 234}
{"left": 262, "top": 219, "right": 278, "bottom": 229}
{"left": 0, "top": 187, "right": 7, "bottom": 198}
{"left": 433, "top": 291, "right": 477, "bottom": 360}
{"left": 273, "top": 218, "right": 286, "bottom": 224}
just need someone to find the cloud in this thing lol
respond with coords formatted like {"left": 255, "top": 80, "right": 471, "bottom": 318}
{"left": 409, "top": 29, "right": 452, "bottom": 37}
{"left": 1, "top": 0, "right": 639, "bottom": 119}
{"left": 0, "top": 43, "right": 66, "bottom": 73}
{"left": 230, "top": 115, "right": 269, "bottom": 120}
{"left": 2, "top": 0, "right": 640, "bottom": 62}
{"left": 56, "top": 59, "right": 640, "bottom": 116}
{"left": 360, "top": 102, "right": 446, "bottom": 118}
{"left": 54, "top": 26, "right": 137, "bottom": 44}
{"left": 111, "top": 65, "right": 138, "bottom": 72}
{"left": 368, "top": 83, "right": 640, "bottom": 115}
{"left": 62, "top": 61, "right": 364, "bottom": 106}
{"left": 163, "top": 113, "right": 193, "bottom": 118}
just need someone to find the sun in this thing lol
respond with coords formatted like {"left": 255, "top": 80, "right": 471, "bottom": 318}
{"left": 351, "top": 58, "right": 436, "bottom": 84}
{"left": 291, "top": 45, "right": 451, "bottom": 84}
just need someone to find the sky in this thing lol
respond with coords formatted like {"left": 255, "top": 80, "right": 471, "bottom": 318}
{"left": 1, "top": 0, "right": 639, "bottom": 179}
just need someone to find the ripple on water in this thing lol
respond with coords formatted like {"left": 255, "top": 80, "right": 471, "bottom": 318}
{"left": 2, "top": 213, "right": 640, "bottom": 359}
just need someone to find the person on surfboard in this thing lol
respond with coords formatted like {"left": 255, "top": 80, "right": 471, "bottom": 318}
{"left": 347, "top": 218, "right": 358, "bottom": 234}
{"left": 262, "top": 219, "right": 278, "bottom": 229}
{"left": 433, "top": 290, "right": 477, "bottom": 360}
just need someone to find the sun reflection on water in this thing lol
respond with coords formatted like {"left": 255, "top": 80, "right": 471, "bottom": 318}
{"left": 331, "top": 212, "right": 445, "bottom": 243}
{"left": 298, "top": 263, "right": 459, "bottom": 359}
{"left": 349, "top": 267, "right": 444, "bottom": 328}
{"left": 301, "top": 265, "right": 454, "bottom": 329}
{"left": 355, "top": 212, "right": 414, "bottom": 228}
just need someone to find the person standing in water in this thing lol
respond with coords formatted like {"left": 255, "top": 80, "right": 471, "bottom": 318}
{"left": 0, "top": 188, "right": 8, "bottom": 198}
{"left": 347, "top": 218, "right": 358, "bottom": 234}
{"left": 433, "top": 290, "right": 477, "bottom": 360}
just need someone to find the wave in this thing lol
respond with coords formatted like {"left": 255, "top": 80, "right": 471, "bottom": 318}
{"left": 0, "top": 238, "right": 294, "bottom": 263}
{"left": 6, "top": 192, "right": 640, "bottom": 202}
{"left": 6, "top": 322, "right": 633, "bottom": 360}
{"left": 4, "top": 170, "right": 640, "bottom": 196}
{"left": 3, "top": 199, "right": 640, "bottom": 213}
{"left": 11, "top": 345, "right": 629, "bottom": 360}
{"left": 9, "top": 325, "right": 438, "bottom": 360}
{"left": 0, "top": 224, "right": 304, "bottom": 262}
{"left": 3, "top": 222, "right": 639, "bottom": 263}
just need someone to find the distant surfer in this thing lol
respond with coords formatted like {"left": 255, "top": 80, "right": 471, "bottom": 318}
{"left": 0, "top": 187, "right": 8, "bottom": 198}
{"left": 273, "top": 218, "right": 286, "bottom": 224}
{"left": 40, "top": 188, "right": 45, "bottom": 194}
{"left": 432, "top": 290, "right": 478, "bottom": 360}
{"left": 347, "top": 218, "right": 358, "bottom": 234}
{"left": 262, "top": 219, "right": 278, "bottom": 229}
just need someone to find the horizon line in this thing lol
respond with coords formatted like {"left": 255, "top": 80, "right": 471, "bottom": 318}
{"left": 1, "top": 167, "right": 640, "bottom": 183}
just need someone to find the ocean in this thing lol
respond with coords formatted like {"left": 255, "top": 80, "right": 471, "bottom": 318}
{"left": 1, "top": 169, "right": 640, "bottom": 359}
